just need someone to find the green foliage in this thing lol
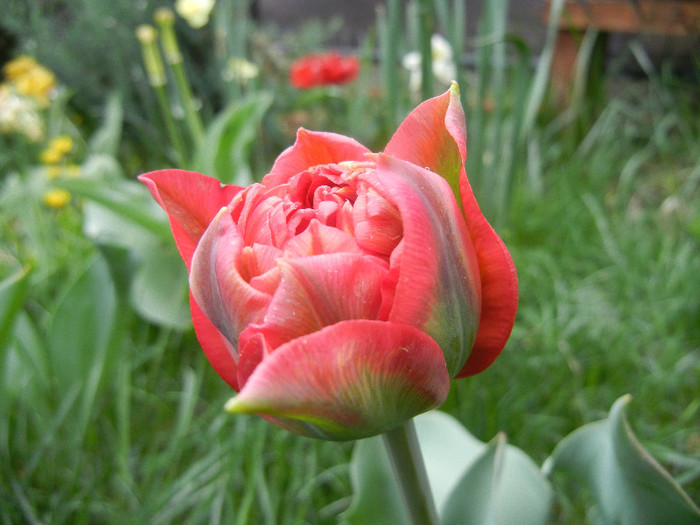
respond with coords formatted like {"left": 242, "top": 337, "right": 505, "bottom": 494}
{"left": 545, "top": 395, "right": 700, "bottom": 524}
{"left": 345, "top": 411, "right": 552, "bottom": 525}
{"left": 1, "top": 0, "right": 700, "bottom": 522}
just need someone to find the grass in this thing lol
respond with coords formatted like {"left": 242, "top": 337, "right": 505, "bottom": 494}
{"left": 2, "top": 3, "right": 700, "bottom": 523}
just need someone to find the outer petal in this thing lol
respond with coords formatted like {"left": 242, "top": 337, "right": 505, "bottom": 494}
{"left": 385, "top": 84, "right": 518, "bottom": 376}
{"left": 189, "top": 292, "right": 239, "bottom": 390}
{"left": 369, "top": 154, "right": 481, "bottom": 377}
{"left": 190, "top": 208, "right": 272, "bottom": 349}
{"left": 455, "top": 174, "right": 518, "bottom": 377}
{"left": 262, "top": 128, "right": 370, "bottom": 187}
{"left": 225, "top": 319, "right": 450, "bottom": 440}
{"left": 384, "top": 82, "right": 465, "bottom": 202}
{"left": 139, "top": 169, "right": 242, "bottom": 268}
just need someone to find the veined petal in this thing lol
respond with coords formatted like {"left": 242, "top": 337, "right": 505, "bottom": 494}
{"left": 370, "top": 154, "right": 481, "bottom": 377}
{"left": 226, "top": 320, "right": 450, "bottom": 440}
{"left": 242, "top": 252, "right": 388, "bottom": 352}
{"left": 139, "top": 170, "right": 242, "bottom": 268}
{"left": 384, "top": 82, "right": 465, "bottom": 203}
{"left": 455, "top": 174, "right": 518, "bottom": 377}
{"left": 190, "top": 208, "right": 271, "bottom": 349}
{"left": 190, "top": 292, "right": 239, "bottom": 390}
{"left": 262, "top": 129, "right": 370, "bottom": 187}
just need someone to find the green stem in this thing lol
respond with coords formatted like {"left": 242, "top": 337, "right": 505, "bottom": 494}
{"left": 156, "top": 8, "right": 205, "bottom": 147}
{"left": 382, "top": 420, "right": 439, "bottom": 525}
{"left": 417, "top": 0, "right": 435, "bottom": 100}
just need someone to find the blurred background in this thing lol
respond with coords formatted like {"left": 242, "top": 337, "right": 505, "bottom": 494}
{"left": 1, "top": 1, "right": 699, "bottom": 523}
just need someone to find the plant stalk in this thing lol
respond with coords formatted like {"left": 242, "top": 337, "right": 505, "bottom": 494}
{"left": 382, "top": 420, "right": 439, "bottom": 525}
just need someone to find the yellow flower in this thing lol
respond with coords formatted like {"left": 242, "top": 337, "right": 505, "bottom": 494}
{"left": 49, "top": 135, "right": 73, "bottom": 155}
{"left": 40, "top": 146, "right": 63, "bottom": 165}
{"left": 3, "top": 55, "right": 57, "bottom": 106}
{"left": 43, "top": 189, "right": 71, "bottom": 208}
{"left": 3, "top": 56, "right": 38, "bottom": 81}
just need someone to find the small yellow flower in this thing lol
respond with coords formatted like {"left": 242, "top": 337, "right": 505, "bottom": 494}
{"left": 4, "top": 55, "right": 56, "bottom": 106}
{"left": 3, "top": 56, "right": 38, "bottom": 81}
{"left": 43, "top": 189, "right": 72, "bottom": 208}
{"left": 49, "top": 135, "right": 73, "bottom": 155}
{"left": 40, "top": 147, "right": 63, "bottom": 165}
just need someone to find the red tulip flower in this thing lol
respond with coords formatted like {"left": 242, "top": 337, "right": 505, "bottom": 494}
{"left": 289, "top": 51, "right": 360, "bottom": 89}
{"left": 139, "top": 83, "right": 517, "bottom": 440}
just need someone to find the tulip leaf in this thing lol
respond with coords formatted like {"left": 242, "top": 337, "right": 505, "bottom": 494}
{"left": 129, "top": 245, "right": 191, "bottom": 330}
{"left": 193, "top": 92, "right": 273, "bottom": 185}
{"left": 440, "top": 433, "right": 552, "bottom": 525}
{"left": 47, "top": 254, "right": 118, "bottom": 442}
{"left": 544, "top": 394, "right": 700, "bottom": 524}
{"left": 342, "top": 411, "right": 552, "bottom": 525}
{"left": 58, "top": 176, "right": 172, "bottom": 242}
{"left": 342, "top": 436, "right": 409, "bottom": 525}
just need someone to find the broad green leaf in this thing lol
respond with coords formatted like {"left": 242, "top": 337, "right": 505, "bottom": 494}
{"left": 193, "top": 92, "right": 273, "bottom": 185}
{"left": 441, "top": 433, "right": 552, "bottom": 525}
{"left": 544, "top": 394, "right": 700, "bottom": 524}
{"left": 342, "top": 434, "right": 409, "bottom": 525}
{"left": 129, "top": 245, "right": 191, "bottom": 329}
{"left": 343, "top": 411, "right": 552, "bottom": 525}
{"left": 58, "top": 176, "right": 172, "bottom": 242}
{"left": 47, "top": 254, "right": 118, "bottom": 441}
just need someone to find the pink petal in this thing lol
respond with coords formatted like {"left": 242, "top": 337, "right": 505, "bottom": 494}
{"left": 139, "top": 170, "right": 242, "bottom": 268}
{"left": 369, "top": 154, "right": 481, "bottom": 377}
{"left": 384, "top": 83, "right": 465, "bottom": 201}
{"left": 262, "top": 129, "right": 370, "bottom": 187}
{"left": 455, "top": 174, "right": 518, "bottom": 377}
{"left": 189, "top": 292, "right": 239, "bottom": 390}
{"left": 226, "top": 319, "right": 450, "bottom": 440}
{"left": 384, "top": 83, "right": 518, "bottom": 375}
{"left": 189, "top": 208, "right": 272, "bottom": 349}
{"left": 282, "top": 219, "right": 362, "bottom": 257}
{"left": 239, "top": 252, "right": 388, "bottom": 354}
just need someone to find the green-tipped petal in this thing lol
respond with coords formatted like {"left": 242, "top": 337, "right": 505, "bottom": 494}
{"left": 226, "top": 319, "right": 449, "bottom": 440}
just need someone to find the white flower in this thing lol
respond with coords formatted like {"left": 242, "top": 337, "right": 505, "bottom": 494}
{"left": 175, "top": 0, "right": 216, "bottom": 29}
{"left": 0, "top": 85, "right": 45, "bottom": 141}
{"left": 222, "top": 57, "right": 260, "bottom": 84}
{"left": 402, "top": 34, "right": 457, "bottom": 92}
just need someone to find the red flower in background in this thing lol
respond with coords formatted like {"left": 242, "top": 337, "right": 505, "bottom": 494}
{"left": 289, "top": 52, "right": 360, "bottom": 89}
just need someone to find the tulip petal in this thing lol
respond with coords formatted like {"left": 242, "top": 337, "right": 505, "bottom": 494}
{"left": 263, "top": 129, "right": 370, "bottom": 187}
{"left": 455, "top": 174, "right": 518, "bottom": 377}
{"left": 384, "top": 82, "right": 465, "bottom": 202}
{"left": 189, "top": 292, "right": 239, "bottom": 390}
{"left": 384, "top": 83, "right": 518, "bottom": 376}
{"left": 369, "top": 154, "right": 481, "bottom": 377}
{"left": 240, "top": 252, "right": 388, "bottom": 353}
{"left": 226, "top": 319, "right": 450, "bottom": 440}
{"left": 139, "top": 169, "right": 242, "bottom": 268}
{"left": 190, "top": 208, "right": 272, "bottom": 349}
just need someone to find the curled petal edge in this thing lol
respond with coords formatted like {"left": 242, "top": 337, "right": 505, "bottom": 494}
{"left": 226, "top": 319, "right": 450, "bottom": 440}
